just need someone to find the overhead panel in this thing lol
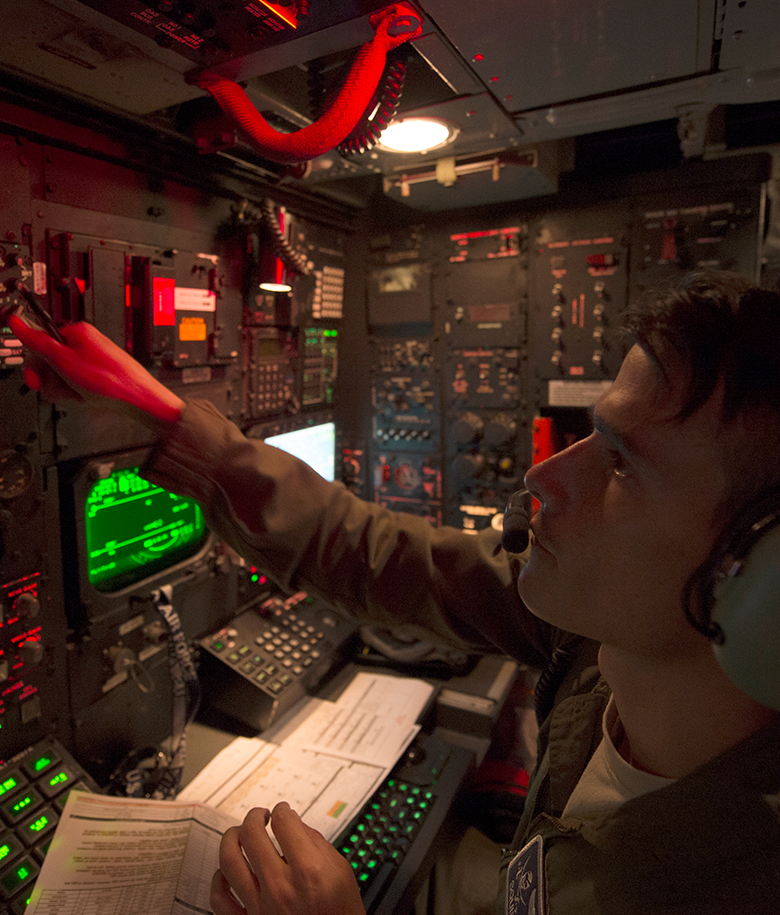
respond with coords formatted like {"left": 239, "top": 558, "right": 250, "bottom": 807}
{"left": 0, "top": 0, "right": 200, "bottom": 115}
{"left": 717, "top": 0, "right": 780, "bottom": 73}
{"left": 0, "top": 0, "right": 392, "bottom": 116}
{"left": 419, "top": 0, "right": 705, "bottom": 112}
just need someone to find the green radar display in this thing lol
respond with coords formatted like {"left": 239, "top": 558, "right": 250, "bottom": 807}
{"left": 85, "top": 466, "right": 207, "bottom": 593}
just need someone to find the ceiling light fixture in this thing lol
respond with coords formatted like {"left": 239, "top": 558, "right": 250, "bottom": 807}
{"left": 259, "top": 281, "right": 292, "bottom": 292}
{"left": 377, "top": 117, "right": 458, "bottom": 153}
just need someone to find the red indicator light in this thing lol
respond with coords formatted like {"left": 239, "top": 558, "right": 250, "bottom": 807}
{"left": 152, "top": 277, "right": 176, "bottom": 327}
{"left": 585, "top": 254, "right": 616, "bottom": 267}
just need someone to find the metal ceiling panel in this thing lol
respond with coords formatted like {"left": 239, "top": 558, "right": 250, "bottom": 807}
{"left": 0, "top": 0, "right": 201, "bottom": 114}
{"left": 419, "top": 0, "right": 706, "bottom": 112}
{"left": 718, "top": 0, "right": 780, "bottom": 73}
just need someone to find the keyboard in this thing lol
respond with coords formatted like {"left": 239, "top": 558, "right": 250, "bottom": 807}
{"left": 0, "top": 737, "right": 99, "bottom": 915}
{"left": 335, "top": 732, "right": 475, "bottom": 915}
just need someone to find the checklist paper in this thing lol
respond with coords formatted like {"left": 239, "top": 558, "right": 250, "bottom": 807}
{"left": 25, "top": 672, "right": 435, "bottom": 914}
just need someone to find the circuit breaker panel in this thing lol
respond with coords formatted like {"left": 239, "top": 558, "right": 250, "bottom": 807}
{"left": 359, "top": 156, "right": 768, "bottom": 533}
{"left": 0, "top": 117, "right": 356, "bottom": 780}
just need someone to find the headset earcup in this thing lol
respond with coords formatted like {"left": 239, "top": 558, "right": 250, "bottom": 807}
{"left": 711, "top": 523, "right": 780, "bottom": 710}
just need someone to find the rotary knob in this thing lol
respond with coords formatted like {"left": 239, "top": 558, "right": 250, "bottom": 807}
{"left": 14, "top": 591, "right": 39, "bottom": 619}
{"left": 18, "top": 637, "right": 44, "bottom": 667}
{"left": 484, "top": 413, "right": 517, "bottom": 448}
{"left": 452, "top": 411, "right": 483, "bottom": 445}
{"left": 451, "top": 452, "right": 485, "bottom": 482}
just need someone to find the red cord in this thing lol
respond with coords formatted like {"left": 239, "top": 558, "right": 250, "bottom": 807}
{"left": 338, "top": 54, "right": 406, "bottom": 157}
{"left": 193, "top": 4, "right": 422, "bottom": 165}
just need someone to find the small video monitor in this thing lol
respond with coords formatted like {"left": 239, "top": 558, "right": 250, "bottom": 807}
{"left": 264, "top": 421, "right": 336, "bottom": 482}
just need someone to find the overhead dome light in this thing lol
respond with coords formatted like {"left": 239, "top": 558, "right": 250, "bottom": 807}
{"left": 377, "top": 117, "right": 458, "bottom": 153}
{"left": 259, "top": 281, "right": 292, "bottom": 292}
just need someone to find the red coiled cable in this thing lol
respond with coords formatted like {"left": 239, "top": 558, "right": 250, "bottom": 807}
{"left": 192, "top": 3, "right": 422, "bottom": 165}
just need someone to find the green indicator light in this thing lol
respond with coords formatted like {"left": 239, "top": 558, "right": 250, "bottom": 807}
{"left": 33, "top": 755, "right": 52, "bottom": 772}
{"left": 49, "top": 771, "right": 69, "bottom": 787}
{"left": 0, "top": 844, "right": 10, "bottom": 860}
{"left": 359, "top": 873, "right": 369, "bottom": 883}
{"left": 16, "top": 865, "right": 29, "bottom": 880}
{"left": 0, "top": 777, "right": 18, "bottom": 797}
{"left": 29, "top": 815, "right": 49, "bottom": 833}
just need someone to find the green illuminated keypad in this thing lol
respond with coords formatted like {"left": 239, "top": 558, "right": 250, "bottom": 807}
{"left": 0, "top": 738, "right": 99, "bottom": 910}
{"left": 336, "top": 777, "right": 436, "bottom": 899}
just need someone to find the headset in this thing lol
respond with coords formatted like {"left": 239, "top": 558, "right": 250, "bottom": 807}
{"left": 685, "top": 487, "right": 780, "bottom": 711}
{"left": 503, "top": 486, "right": 780, "bottom": 711}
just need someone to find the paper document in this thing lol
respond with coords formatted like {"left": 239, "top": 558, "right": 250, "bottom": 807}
{"left": 25, "top": 791, "right": 239, "bottom": 915}
{"left": 288, "top": 671, "right": 435, "bottom": 765}
{"left": 26, "top": 672, "right": 436, "bottom": 911}
{"left": 179, "top": 672, "right": 434, "bottom": 842}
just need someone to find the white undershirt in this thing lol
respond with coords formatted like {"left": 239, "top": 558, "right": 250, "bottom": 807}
{"left": 562, "top": 696, "right": 676, "bottom": 820}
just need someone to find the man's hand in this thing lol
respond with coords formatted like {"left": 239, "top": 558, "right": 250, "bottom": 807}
{"left": 7, "top": 314, "right": 184, "bottom": 428}
{"left": 211, "top": 803, "right": 366, "bottom": 915}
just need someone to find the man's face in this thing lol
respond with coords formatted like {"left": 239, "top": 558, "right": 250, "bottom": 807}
{"left": 518, "top": 343, "right": 730, "bottom": 660}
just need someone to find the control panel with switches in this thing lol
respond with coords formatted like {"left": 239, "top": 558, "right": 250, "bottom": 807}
{"left": 197, "top": 591, "right": 357, "bottom": 732}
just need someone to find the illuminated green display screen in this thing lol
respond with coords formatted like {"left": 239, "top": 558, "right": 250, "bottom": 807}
{"left": 85, "top": 466, "right": 207, "bottom": 593}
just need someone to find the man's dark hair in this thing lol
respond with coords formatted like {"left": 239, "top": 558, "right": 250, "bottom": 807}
{"left": 621, "top": 271, "right": 780, "bottom": 423}
{"left": 624, "top": 272, "right": 780, "bottom": 640}
{"left": 622, "top": 269, "right": 780, "bottom": 503}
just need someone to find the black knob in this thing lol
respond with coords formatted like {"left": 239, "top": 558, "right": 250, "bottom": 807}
{"left": 452, "top": 411, "right": 483, "bottom": 445}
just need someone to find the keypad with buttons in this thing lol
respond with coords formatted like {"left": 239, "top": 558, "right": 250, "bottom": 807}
{"left": 333, "top": 733, "right": 476, "bottom": 915}
{"left": 0, "top": 737, "right": 99, "bottom": 914}
{"left": 198, "top": 591, "right": 356, "bottom": 731}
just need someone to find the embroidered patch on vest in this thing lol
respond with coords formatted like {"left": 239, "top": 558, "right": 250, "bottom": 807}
{"left": 506, "top": 834, "right": 547, "bottom": 915}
